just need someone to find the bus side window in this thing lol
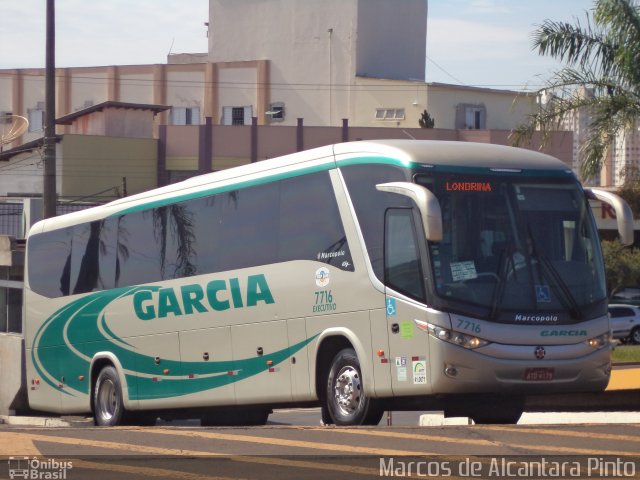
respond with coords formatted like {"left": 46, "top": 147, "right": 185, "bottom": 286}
{"left": 27, "top": 227, "right": 73, "bottom": 298}
{"left": 116, "top": 211, "right": 166, "bottom": 287}
{"left": 70, "top": 219, "right": 117, "bottom": 294}
{"left": 279, "top": 171, "right": 352, "bottom": 269}
{"left": 341, "top": 165, "right": 410, "bottom": 281}
{"left": 384, "top": 209, "right": 425, "bottom": 301}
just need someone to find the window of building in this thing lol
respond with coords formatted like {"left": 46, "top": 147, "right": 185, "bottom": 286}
{"left": 375, "top": 108, "right": 405, "bottom": 121}
{"left": 27, "top": 104, "right": 45, "bottom": 132}
{"left": 455, "top": 104, "right": 486, "bottom": 129}
{"left": 267, "top": 102, "right": 285, "bottom": 122}
{"left": 222, "top": 106, "right": 253, "bottom": 125}
{"left": 170, "top": 106, "right": 201, "bottom": 125}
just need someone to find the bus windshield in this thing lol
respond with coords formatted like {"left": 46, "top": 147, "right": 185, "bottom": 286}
{"left": 415, "top": 173, "right": 606, "bottom": 323}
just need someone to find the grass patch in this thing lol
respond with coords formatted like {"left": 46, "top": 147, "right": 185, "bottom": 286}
{"left": 612, "top": 345, "right": 640, "bottom": 363}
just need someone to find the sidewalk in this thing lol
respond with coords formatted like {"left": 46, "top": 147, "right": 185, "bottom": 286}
{"left": 606, "top": 366, "right": 640, "bottom": 391}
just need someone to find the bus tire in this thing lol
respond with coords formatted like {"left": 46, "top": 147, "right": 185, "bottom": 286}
{"left": 468, "top": 396, "right": 524, "bottom": 424}
{"left": 93, "top": 365, "right": 127, "bottom": 427}
{"left": 325, "top": 348, "right": 383, "bottom": 426}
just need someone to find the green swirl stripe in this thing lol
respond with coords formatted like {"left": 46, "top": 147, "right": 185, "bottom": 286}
{"left": 32, "top": 287, "right": 316, "bottom": 401}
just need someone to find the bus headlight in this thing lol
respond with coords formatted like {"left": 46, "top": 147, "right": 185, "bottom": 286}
{"left": 586, "top": 333, "right": 610, "bottom": 349}
{"left": 417, "top": 321, "right": 489, "bottom": 350}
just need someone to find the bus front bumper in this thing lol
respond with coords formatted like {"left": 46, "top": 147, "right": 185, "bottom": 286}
{"left": 428, "top": 340, "right": 611, "bottom": 394}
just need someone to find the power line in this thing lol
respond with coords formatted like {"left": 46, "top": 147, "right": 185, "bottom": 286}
{"left": 1, "top": 69, "right": 546, "bottom": 91}
{"left": 426, "top": 55, "right": 466, "bottom": 86}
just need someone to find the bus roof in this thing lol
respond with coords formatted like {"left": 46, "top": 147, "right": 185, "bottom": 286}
{"left": 333, "top": 140, "right": 570, "bottom": 172}
{"left": 28, "top": 140, "right": 573, "bottom": 235}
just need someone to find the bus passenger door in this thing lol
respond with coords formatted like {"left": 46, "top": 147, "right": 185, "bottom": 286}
{"left": 384, "top": 208, "right": 432, "bottom": 396}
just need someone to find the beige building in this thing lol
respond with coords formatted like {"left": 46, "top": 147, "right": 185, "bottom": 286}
{"left": 0, "top": 0, "right": 578, "bottom": 204}
{"left": 0, "top": 0, "right": 540, "bottom": 146}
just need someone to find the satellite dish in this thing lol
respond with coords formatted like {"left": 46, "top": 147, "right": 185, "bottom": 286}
{"left": 0, "top": 114, "right": 29, "bottom": 152}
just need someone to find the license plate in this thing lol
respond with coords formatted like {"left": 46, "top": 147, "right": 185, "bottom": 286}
{"left": 523, "top": 368, "right": 555, "bottom": 381}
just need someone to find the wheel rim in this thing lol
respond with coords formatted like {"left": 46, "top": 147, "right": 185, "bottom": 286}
{"left": 333, "top": 366, "right": 362, "bottom": 416}
{"left": 633, "top": 329, "right": 640, "bottom": 344}
{"left": 97, "top": 379, "right": 117, "bottom": 421}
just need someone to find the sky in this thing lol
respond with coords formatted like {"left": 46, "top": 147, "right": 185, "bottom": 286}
{"left": 427, "top": 0, "right": 595, "bottom": 90}
{"left": 1, "top": 0, "right": 596, "bottom": 92}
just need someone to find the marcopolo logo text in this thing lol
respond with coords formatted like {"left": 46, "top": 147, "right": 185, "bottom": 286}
{"left": 514, "top": 314, "right": 559, "bottom": 323}
{"left": 133, "top": 274, "right": 275, "bottom": 320}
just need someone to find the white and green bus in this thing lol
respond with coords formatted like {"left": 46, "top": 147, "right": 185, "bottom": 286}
{"left": 24, "top": 140, "right": 633, "bottom": 426}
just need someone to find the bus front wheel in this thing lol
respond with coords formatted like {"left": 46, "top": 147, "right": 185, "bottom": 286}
{"left": 93, "top": 366, "right": 127, "bottom": 427}
{"left": 325, "top": 348, "right": 383, "bottom": 426}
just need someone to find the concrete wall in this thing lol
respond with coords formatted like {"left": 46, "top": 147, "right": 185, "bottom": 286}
{"left": 60, "top": 134, "right": 157, "bottom": 199}
{"left": 0, "top": 134, "right": 160, "bottom": 200}
{"left": 163, "top": 123, "right": 574, "bottom": 174}
{"left": 209, "top": 0, "right": 358, "bottom": 126}
{"left": 356, "top": 0, "right": 427, "bottom": 81}
{"left": 69, "top": 69, "right": 109, "bottom": 113}
{"left": 0, "top": 334, "right": 27, "bottom": 415}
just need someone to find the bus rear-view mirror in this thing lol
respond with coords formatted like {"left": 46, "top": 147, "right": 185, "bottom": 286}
{"left": 586, "top": 188, "right": 634, "bottom": 246}
{"left": 376, "top": 182, "right": 443, "bottom": 242}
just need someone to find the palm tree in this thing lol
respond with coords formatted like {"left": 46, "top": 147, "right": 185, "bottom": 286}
{"left": 512, "top": 0, "right": 640, "bottom": 181}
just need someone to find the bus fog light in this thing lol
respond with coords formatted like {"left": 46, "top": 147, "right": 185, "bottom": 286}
{"left": 467, "top": 337, "right": 482, "bottom": 349}
{"left": 444, "top": 366, "right": 458, "bottom": 377}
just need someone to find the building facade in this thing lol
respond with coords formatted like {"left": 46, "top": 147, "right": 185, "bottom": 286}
{"left": 0, "top": 0, "right": 540, "bottom": 150}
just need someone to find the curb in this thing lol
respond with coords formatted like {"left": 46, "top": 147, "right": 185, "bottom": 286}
{"left": 0, "top": 415, "right": 93, "bottom": 428}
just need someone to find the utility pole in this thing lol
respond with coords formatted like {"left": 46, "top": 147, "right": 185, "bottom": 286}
{"left": 43, "top": 0, "right": 56, "bottom": 218}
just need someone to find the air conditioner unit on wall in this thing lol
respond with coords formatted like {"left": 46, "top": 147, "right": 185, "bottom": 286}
{"left": 0, "top": 112, "right": 12, "bottom": 124}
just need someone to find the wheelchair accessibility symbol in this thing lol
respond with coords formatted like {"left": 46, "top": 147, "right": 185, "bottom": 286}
{"left": 386, "top": 298, "right": 397, "bottom": 317}
{"left": 535, "top": 285, "right": 551, "bottom": 303}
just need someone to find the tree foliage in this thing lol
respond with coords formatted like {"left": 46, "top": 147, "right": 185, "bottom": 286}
{"left": 512, "top": 0, "right": 640, "bottom": 181}
{"left": 418, "top": 109, "right": 435, "bottom": 128}
{"left": 601, "top": 239, "right": 640, "bottom": 293}
{"left": 617, "top": 164, "right": 640, "bottom": 214}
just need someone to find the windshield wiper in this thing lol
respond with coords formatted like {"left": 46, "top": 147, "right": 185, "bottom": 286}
{"left": 538, "top": 254, "right": 582, "bottom": 320}
{"left": 489, "top": 244, "right": 512, "bottom": 320}
{"left": 526, "top": 226, "right": 582, "bottom": 320}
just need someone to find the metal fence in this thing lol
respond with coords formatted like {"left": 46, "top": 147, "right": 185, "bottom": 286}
{"left": 0, "top": 201, "right": 99, "bottom": 239}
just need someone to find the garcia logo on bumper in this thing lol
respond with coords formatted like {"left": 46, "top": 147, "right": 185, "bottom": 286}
{"left": 540, "top": 329, "right": 588, "bottom": 337}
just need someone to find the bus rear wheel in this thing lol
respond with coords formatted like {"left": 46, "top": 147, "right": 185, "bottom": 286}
{"left": 325, "top": 348, "right": 383, "bottom": 426}
{"left": 93, "top": 365, "right": 127, "bottom": 427}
